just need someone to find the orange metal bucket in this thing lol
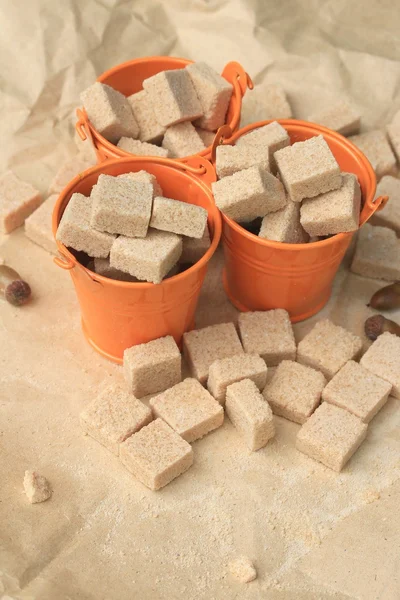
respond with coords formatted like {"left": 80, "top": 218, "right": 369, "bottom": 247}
{"left": 75, "top": 56, "right": 253, "bottom": 163}
{"left": 52, "top": 156, "right": 221, "bottom": 363}
{"left": 211, "top": 120, "right": 389, "bottom": 322}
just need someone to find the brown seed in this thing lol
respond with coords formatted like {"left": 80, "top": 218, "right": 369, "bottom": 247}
{"left": 0, "top": 265, "right": 32, "bottom": 306}
{"left": 368, "top": 282, "right": 400, "bottom": 311}
{"left": 364, "top": 314, "right": 400, "bottom": 341}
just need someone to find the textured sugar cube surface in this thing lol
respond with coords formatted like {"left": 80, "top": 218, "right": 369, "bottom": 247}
{"left": 322, "top": 360, "right": 392, "bottom": 423}
{"left": 117, "top": 137, "right": 169, "bottom": 158}
{"left": 263, "top": 360, "right": 326, "bottom": 424}
{"left": 119, "top": 418, "right": 193, "bottom": 491}
{"left": 215, "top": 144, "right": 270, "bottom": 179}
{"left": 349, "top": 130, "right": 396, "bottom": 179}
{"left": 297, "top": 319, "right": 362, "bottom": 380}
{"left": 207, "top": 353, "right": 268, "bottom": 404}
{"left": 150, "top": 196, "right": 207, "bottom": 239}
{"left": 118, "top": 170, "right": 163, "bottom": 197}
{"left": 240, "top": 83, "right": 292, "bottom": 128}
{"left": 259, "top": 199, "right": 309, "bottom": 243}
{"left": 386, "top": 109, "right": 400, "bottom": 162}
{"left": 360, "top": 332, "right": 400, "bottom": 399}
{"left": 275, "top": 135, "right": 341, "bottom": 202}
{"left": 49, "top": 154, "right": 95, "bottom": 194}
{"left": 296, "top": 402, "right": 368, "bottom": 472}
{"left": 186, "top": 62, "right": 233, "bottom": 131}
{"left": 150, "top": 378, "right": 224, "bottom": 443}
{"left": 110, "top": 229, "right": 182, "bottom": 284}
{"left": 308, "top": 100, "right": 361, "bottom": 136}
{"left": 238, "top": 309, "right": 296, "bottom": 367}
{"left": 56, "top": 193, "right": 115, "bottom": 258}
{"left": 226, "top": 379, "right": 275, "bottom": 451}
{"left": 93, "top": 257, "right": 138, "bottom": 282}
{"left": 229, "top": 556, "right": 257, "bottom": 583}
{"left": 236, "top": 121, "right": 290, "bottom": 172}
{"left": 350, "top": 223, "right": 400, "bottom": 281}
{"left": 162, "top": 122, "right": 206, "bottom": 158}
{"left": 369, "top": 176, "right": 400, "bottom": 235}
{"left": 211, "top": 166, "right": 286, "bottom": 223}
{"left": 80, "top": 385, "right": 153, "bottom": 455}
{"left": 91, "top": 174, "right": 153, "bottom": 238}
{"left": 81, "top": 82, "right": 139, "bottom": 143}
{"left": 24, "top": 471, "right": 52, "bottom": 504}
{"left": 183, "top": 322, "right": 244, "bottom": 384}
{"left": 0, "top": 171, "right": 42, "bottom": 234}
{"left": 180, "top": 227, "right": 211, "bottom": 264}
{"left": 128, "top": 89, "right": 166, "bottom": 144}
{"left": 124, "top": 335, "right": 181, "bottom": 398}
{"left": 25, "top": 194, "right": 58, "bottom": 255}
{"left": 143, "top": 69, "right": 203, "bottom": 128}
{"left": 196, "top": 128, "right": 216, "bottom": 147}
{"left": 300, "top": 172, "right": 361, "bottom": 236}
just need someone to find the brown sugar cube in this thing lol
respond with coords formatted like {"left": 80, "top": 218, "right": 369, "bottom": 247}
{"left": 162, "top": 122, "right": 206, "bottom": 158}
{"left": 124, "top": 335, "right": 181, "bottom": 398}
{"left": 308, "top": 100, "right": 361, "bottom": 137}
{"left": 118, "top": 170, "right": 163, "bottom": 197}
{"left": 49, "top": 154, "right": 95, "bottom": 194}
{"left": 143, "top": 69, "right": 203, "bottom": 127}
{"left": 322, "top": 360, "right": 392, "bottom": 423}
{"left": 350, "top": 224, "right": 400, "bottom": 281}
{"left": 360, "top": 332, "right": 400, "bottom": 399}
{"left": 225, "top": 379, "right": 275, "bottom": 451}
{"left": 90, "top": 174, "right": 153, "bottom": 238}
{"left": 349, "top": 130, "right": 396, "bottom": 179}
{"left": 259, "top": 199, "right": 309, "bottom": 243}
{"left": 23, "top": 471, "right": 52, "bottom": 504}
{"left": 196, "top": 127, "right": 216, "bottom": 147}
{"left": 211, "top": 166, "right": 287, "bottom": 223}
{"left": 263, "top": 360, "right": 326, "bottom": 424}
{"left": 387, "top": 109, "right": 400, "bottom": 163}
{"left": 369, "top": 176, "right": 400, "bottom": 235}
{"left": 81, "top": 82, "right": 139, "bottom": 143}
{"left": 300, "top": 172, "right": 361, "bottom": 236}
{"left": 93, "top": 257, "right": 138, "bottom": 282}
{"left": 297, "top": 319, "right": 363, "bottom": 380}
{"left": 150, "top": 196, "right": 207, "bottom": 239}
{"left": 110, "top": 230, "right": 182, "bottom": 284}
{"left": 127, "top": 89, "right": 166, "bottom": 144}
{"left": 117, "top": 137, "right": 169, "bottom": 158}
{"left": 180, "top": 227, "right": 211, "bottom": 264}
{"left": 56, "top": 193, "right": 115, "bottom": 257}
{"left": 0, "top": 171, "right": 42, "bottom": 234}
{"left": 215, "top": 144, "right": 270, "bottom": 179}
{"left": 240, "top": 83, "right": 292, "bottom": 128}
{"left": 296, "top": 402, "right": 368, "bottom": 472}
{"left": 150, "top": 378, "right": 224, "bottom": 442}
{"left": 236, "top": 121, "right": 290, "bottom": 172}
{"left": 119, "top": 418, "right": 193, "bottom": 490}
{"left": 275, "top": 135, "right": 341, "bottom": 202}
{"left": 207, "top": 354, "right": 268, "bottom": 405}
{"left": 80, "top": 385, "right": 153, "bottom": 455}
{"left": 24, "top": 194, "right": 58, "bottom": 255}
{"left": 183, "top": 322, "right": 244, "bottom": 385}
{"left": 186, "top": 62, "right": 233, "bottom": 131}
{"left": 238, "top": 309, "right": 296, "bottom": 367}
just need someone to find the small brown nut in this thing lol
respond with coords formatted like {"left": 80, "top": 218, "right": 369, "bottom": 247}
{"left": 0, "top": 265, "right": 32, "bottom": 306}
{"left": 368, "top": 282, "right": 400, "bottom": 311}
{"left": 364, "top": 314, "right": 400, "bottom": 341}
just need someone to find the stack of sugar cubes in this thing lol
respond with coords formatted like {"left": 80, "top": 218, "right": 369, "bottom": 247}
{"left": 80, "top": 62, "right": 233, "bottom": 159}
{"left": 212, "top": 121, "right": 362, "bottom": 242}
{"left": 56, "top": 170, "right": 210, "bottom": 283}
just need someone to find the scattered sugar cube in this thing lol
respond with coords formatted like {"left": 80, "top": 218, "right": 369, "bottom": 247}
{"left": 124, "top": 335, "right": 181, "bottom": 398}
{"left": 350, "top": 223, "right": 400, "bottom": 281}
{"left": 150, "top": 378, "right": 223, "bottom": 442}
{"left": 127, "top": 89, "right": 166, "bottom": 144}
{"left": 150, "top": 196, "right": 207, "bottom": 239}
{"left": 49, "top": 154, "right": 95, "bottom": 195}
{"left": 180, "top": 227, "right": 211, "bottom": 264}
{"left": 296, "top": 402, "right": 368, "bottom": 472}
{"left": 143, "top": 69, "right": 203, "bottom": 127}
{"left": 370, "top": 176, "right": 400, "bottom": 235}
{"left": 349, "top": 130, "right": 396, "bottom": 179}
{"left": 226, "top": 379, "right": 275, "bottom": 451}
{"left": 118, "top": 170, "right": 163, "bottom": 197}
{"left": 0, "top": 171, "right": 42, "bottom": 234}
{"left": 207, "top": 354, "right": 268, "bottom": 404}
{"left": 212, "top": 166, "right": 286, "bottom": 223}
{"left": 80, "top": 385, "right": 153, "bottom": 455}
{"left": 24, "top": 471, "right": 52, "bottom": 504}
{"left": 183, "top": 322, "right": 244, "bottom": 384}
{"left": 162, "top": 122, "right": 206, "bottom": 158}
{"left": 236, "top": 121, "right": 290, "bottom": 172}
{"left": 119, "top": 418, "right": 193, "bottom": 490}
{"left": 81, "top": 82, "right": 139, "bottom": 143}
{"left": 90, "top": 174, "right": 152, "bottom": 238}
{"left": 56, "top": 193, "right": 115, "bottom": 258}
{"left": 240, "top": 83, "right": 292, "bottom": 127}
{"left": 322, "top": 360, "right": 392, "bottom": 423}
{"left": 308, "top": 100, "right": 361, "bottom": 136}
{"left": 386, "top": 109, "right": 400, "bottom": 163}
{"left": 297, "top": 319, "right": 362, "bottom": 380}
{"left": 360, "top": 332, "right": 400, "bottom": 399}
{"left": 196, "top": 127, "right": 216, "bottom": 147}
{"left": 110, "top": 230, "right": 182, "bottom": 284}
{"left": 186, "top": 62, "right": 233, "bottom": 131}
{"left": 238, "top": 310, "right": 296, "bottom": 367}
{"left": 24, "top": 194, "right": 58, "bottom": 255}
{"left": 117, "top": 137, "right": 169, "bottom": 158}
{"left": 263, "top": 360, "right": 326, "bottom": 424}
{"left": 259, "top": 199, "right": 309, "bottom": 243}
{"left": 300, "top": 172, "right": 361, "bottom": 236}
{"left": 215, "top": 144, "right": 270, "bottom": 179}
{"left": 93, "top": 257, "right": 138, "bottom": 282}
{"left": 275, "top": 135, "right": 341, "bottom": 202}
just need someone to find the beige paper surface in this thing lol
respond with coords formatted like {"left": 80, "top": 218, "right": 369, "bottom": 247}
{"left": 1, "top": 1, "right": 400, "bottom": 598}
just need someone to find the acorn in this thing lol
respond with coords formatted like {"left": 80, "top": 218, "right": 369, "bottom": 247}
{"left": 0, "top": 265, "right": 31, "bottom": 306}
{"left": 368, "top": 282, "right": 400, "bottom": 311}
{"left": 364, "top": 314, "right": 400, "bottom": 341}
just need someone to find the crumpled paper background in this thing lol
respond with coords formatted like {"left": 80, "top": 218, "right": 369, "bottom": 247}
{"left": 1, "top": 1, "right": 400, "bottom": 599}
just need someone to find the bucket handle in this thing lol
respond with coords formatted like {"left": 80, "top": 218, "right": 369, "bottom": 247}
{"left": 359, "top": 194, "right": 389, "bottom": 227}
{"left": 54, "top": 251, "right": 75, "bottom": 270}
{"left": 221, "top": 61, "right": 254, "bottom": 96}
{"left": 210, "top": 124, "right": 233, "bottom": 164}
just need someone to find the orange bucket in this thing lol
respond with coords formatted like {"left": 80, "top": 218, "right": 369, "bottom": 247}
{"left": 75, "top": 56, "right": 253, "bottom": 163}
{"left": 52, "top": 156, "right": 221, "bottom": 363}
{"left": 211, "top": 120, "right": 389, "bottom": 322}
